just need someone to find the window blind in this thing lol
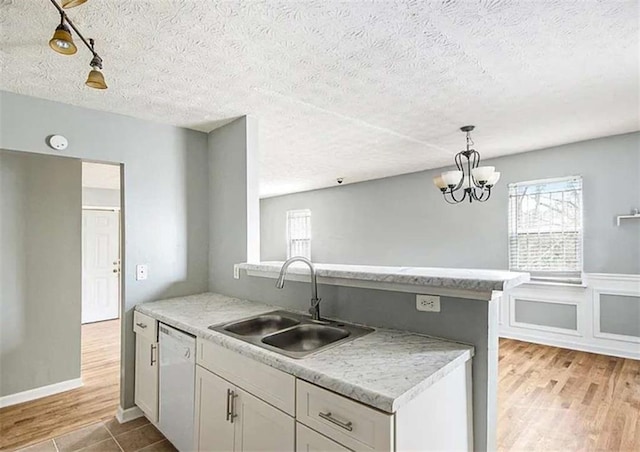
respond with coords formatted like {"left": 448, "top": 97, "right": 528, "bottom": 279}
{"left": 508, "top": 176, "right": 583, "bottom": 283}
{"left": 286, "top": 209, "right": 311, "bottom": 260}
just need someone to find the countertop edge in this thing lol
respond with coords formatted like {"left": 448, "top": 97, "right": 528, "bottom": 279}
{"left": 238, "top": 262, "right": 530, "bottom": 297}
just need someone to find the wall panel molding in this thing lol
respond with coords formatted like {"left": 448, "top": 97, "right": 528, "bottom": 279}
{"left": 500, "top": 273, "right": 640, "bottom": 359}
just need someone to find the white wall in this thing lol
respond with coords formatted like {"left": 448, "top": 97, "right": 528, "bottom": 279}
{"left": 0, "top": 151, "right": 82, "bottom": 397}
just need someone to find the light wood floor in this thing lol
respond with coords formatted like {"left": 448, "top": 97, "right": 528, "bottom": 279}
{"left": 0, "top": 319, "right": 120, "bottom": 451}
{"left": 2, "top": 326, "right": 639, "bottom": 451}
{"left": 498, "top": 338, "right": 640, "bottom": 451}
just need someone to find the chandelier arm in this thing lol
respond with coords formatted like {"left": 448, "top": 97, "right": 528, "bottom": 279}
{"left": 481, "top": 186, "right": 492, "bottom": 202}
{"left": 470, "top": 150, "right": 481, "bottom": 187}
{"left": 443, "top": 193, "right": 461, "bottom": 204}
{"left": 448, "top": 186, "right": 467, "bottom": 203}
{"left": 473, "top": 186, "right": 491, "bottom": 202}
{"left": 453, "top": 152, "right": 465, "bottom": 191}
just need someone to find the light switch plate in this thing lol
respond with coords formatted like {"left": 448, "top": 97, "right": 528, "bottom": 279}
{"left": 416, "top": 294, "right": 440, "bottom": 312}
{"left": 136, "top": 264, "right": 148, "bottom": 281}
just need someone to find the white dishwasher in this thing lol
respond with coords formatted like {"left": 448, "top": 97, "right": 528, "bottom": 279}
{"left": 159, "top": 323, "right": 195, "bottom": 452}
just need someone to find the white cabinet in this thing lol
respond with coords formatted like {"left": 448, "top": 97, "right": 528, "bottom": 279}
{"left": 194, "top": 366, "right": 234, "bottom": 451}
{"left": 297, "top": 360, "right": 473, "bottom": 452}
{"left": 296, "top": 423, "right": 351, "bottom": 452}
{"left": 195, "top": 365, "right": 294, "bottom": 452}
{"left": 134, "top": 333, "right": 158, "bottom": 422}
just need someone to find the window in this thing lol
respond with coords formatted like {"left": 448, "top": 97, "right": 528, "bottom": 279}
{"left": 508, "top": 176, "right": 583, "bottom": 283}
{"left": 286, "top": 209, "right": 311, "bottom": 259}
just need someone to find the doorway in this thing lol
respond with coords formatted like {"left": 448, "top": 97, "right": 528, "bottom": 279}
{"left": 81, "top": 162, "right": 121, "bottom": 324}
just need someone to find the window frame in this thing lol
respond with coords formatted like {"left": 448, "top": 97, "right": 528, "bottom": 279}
{"left": 507, "top": 175, "right": 584, "bottom": 284}
{"left": 286, "top": 209, "right": 312, "bottom": 260}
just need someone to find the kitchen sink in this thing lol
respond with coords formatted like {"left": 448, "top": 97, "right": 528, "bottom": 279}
{"left": 262, "top": 324, "right": 350, "bottom": 352}
{"left": 223, "top": 314, "right": 299, "bottom": 336}
{"left": 209, "top": 310, "right": 373, "bottom": 359}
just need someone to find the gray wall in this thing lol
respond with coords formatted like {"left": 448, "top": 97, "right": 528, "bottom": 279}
{"left": 600, "top": 294, "right": 640, "bottom": 337}
{"left": 82, "top": 187, "right": 120, "bottom": 208}
{"left": 208, "top": 116, "right": 261, "bottom": 295}
{"left": 0, "top": 151, "right": 82, "bottom": 397}
{"left": 206, "top": 120, "right": 498, "bottom": 450}
{"left": 514, "top": 299, "right": 577, "bottom": 330}
{"left": 0, "top": 91, "right": 210, "bottom": 408}
{"left": 261, "top": 132, "right": 640, "bottom": 274}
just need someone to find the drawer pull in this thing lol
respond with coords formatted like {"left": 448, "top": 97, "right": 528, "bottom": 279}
{"left": 136, "top": 322, "right": 147, "bottom": 329}
{"left": 319, "top": 411, "right": 353, "bottom": 432}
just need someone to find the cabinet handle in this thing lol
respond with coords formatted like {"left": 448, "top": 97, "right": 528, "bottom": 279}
{"left": 319, "top": 412, "right": 353, "bottom": 431}
{"left": 150, "top": 344, "right": 157, "bottom": 366}
{"left": 226, "top": 389, "right": 232, "bottom": 421}
{"left": 136, "top": 322, "right": 147, "bottom": 329}
{"left": 226, "top": 389, "right": 238, "bottom": 423}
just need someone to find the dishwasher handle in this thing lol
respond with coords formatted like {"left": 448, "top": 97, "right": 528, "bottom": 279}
{"left": 150, "top": 343, "right": 157, "bottom": 366}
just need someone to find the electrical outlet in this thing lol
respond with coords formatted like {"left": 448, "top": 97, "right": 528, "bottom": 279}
{"left": 416, "top": 294, "right": 440, "bottom": 312}
{"left": 233, "top": 264, "right": 240, "bottom": 279}
{"left": 136, "top": 264, "right": 148, "bottom": 281}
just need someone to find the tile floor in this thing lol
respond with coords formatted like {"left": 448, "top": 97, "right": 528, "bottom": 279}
{"left": 15, "top": 417, "right": 176, "bottom": 452}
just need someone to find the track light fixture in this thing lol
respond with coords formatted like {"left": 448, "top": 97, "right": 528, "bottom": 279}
{"left": 49, "top": 17, "right": 77, "bottom": 55}
{"left": 48, "top": 0, "right": 108, "bottom": 90}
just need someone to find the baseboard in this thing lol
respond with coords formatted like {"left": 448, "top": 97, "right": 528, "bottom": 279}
{"left": 500, "top": 330, "right": 640, "bottom": 360}
{"left": 0, "top": 377, "right": 83, "bottom": 408}
{"left": 116, "top": 405, "right": 145, "bottom": 423}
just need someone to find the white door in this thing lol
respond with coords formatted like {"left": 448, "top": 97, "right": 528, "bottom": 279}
{"left": 82, "top": 209, "right": 120, "bottom": 323}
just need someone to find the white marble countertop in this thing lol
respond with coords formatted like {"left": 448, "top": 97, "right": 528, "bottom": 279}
{"left": 136, "top": 292, "right": 474, "bottom": 413}
{"left": 237, "top": 261, "right": 529, "bottom": 299}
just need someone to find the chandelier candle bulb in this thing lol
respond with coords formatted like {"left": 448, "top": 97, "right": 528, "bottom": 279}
{"left": 471, "top": 166, "right": 495, "bottom": 184}
{"left": 442, "top": 170, "right": 463, "bottom": 187}
{"left": 487, "top": 171, "right": 501, "bottom": 186}
{"left": 433, "top": 175, "right": 448, "bottom": 190}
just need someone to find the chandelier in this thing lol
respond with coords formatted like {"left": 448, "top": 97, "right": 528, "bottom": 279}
{"left": 433, "top": 126, "right": 500, "bottom": 204}
{"left": 47, "top": 0, "right": 107, "bottom": 89}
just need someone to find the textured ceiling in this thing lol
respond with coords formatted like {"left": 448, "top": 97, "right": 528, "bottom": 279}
{"left": 1, "top": 1, "right": 638, "bottom": 197}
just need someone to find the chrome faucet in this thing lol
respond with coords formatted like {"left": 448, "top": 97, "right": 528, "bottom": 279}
{"left": 276, "top": 257, "right": 321, "bottom": 321}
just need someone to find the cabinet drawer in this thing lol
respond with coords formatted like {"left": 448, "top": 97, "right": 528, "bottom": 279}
{"left": 197, "top": 340, "right": 295, "bottom": 416}
{"left": 296, "top": 423, "right": 351, "bottom": 452}
{"left": 133, "top": 311, "right": 157, "bottom": 341}
{"left": 296, "top": 380, "right": 393, "bottom": 451}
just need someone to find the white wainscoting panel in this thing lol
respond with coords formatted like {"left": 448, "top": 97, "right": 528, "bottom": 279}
{"left": 500, "top": 273, "right": 640, "bottom": 359}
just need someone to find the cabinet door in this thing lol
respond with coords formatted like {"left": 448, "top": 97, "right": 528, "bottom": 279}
{"left": 296, "top": 423, "right": 351, "bottom": 452}
{"left": 234, "top": 387, "right": 295, "bottom": 452}
{"left": 194, "top": 366, "right": 235, "bottom": 452}
{"left": 134, "top": 335, "right": 158, "bottom": 422}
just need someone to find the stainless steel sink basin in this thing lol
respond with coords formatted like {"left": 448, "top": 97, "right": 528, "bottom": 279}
{"left": 223, "top": 314, "right": 299, "bottom": 336}
{"left": 209, "top": 310, "right": 373, "bottom": 359}
{"left": 262, "top": 324, "right": 350, "bottom": 352}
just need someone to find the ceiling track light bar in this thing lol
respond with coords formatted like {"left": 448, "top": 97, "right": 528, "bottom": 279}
{"left": 48, "top": 0, "right": 107, "bottom": 89}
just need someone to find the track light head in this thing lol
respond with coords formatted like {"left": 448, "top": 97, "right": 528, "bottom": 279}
{"left": 62, "top": 0, "right": 88, "bottom": 8}
{"left": 85, "top": 53, "right": 107, "bottom": 89}
{"left": 49, "top": 21, "right": 77, "bottom": 55}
